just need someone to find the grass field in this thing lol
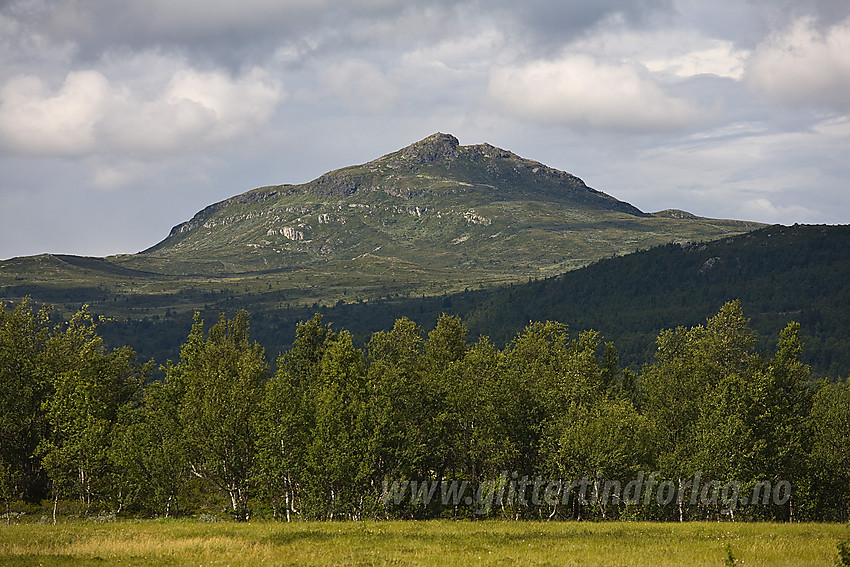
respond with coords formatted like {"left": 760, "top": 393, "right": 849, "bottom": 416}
{"left": 1, "top": 520, "right": 847, "bottom": 566}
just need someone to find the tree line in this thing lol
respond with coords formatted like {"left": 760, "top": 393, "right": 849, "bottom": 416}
{"left": 91, "top": 226, "right": 850, "bottom": 381}
{"left": 1, "top": 298, "right": 848, "bottom": 523}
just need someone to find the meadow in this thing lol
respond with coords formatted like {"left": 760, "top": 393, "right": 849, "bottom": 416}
{"left": 0, "top": 520, "right": 847, "bottom": 566}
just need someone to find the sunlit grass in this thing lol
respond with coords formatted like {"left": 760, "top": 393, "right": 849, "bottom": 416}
{"left": 1, "top": 520, "right": 846, "bottom": 566}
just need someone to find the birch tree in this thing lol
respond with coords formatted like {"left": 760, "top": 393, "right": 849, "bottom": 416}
{"left": 171, "top": 311, "right": 267, "bottom": 521}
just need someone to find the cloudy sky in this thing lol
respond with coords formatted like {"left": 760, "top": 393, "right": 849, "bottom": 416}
{"left": 2, "top": 0, "right": 849, "bottom": 259}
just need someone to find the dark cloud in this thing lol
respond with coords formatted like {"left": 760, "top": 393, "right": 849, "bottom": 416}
{"left": 4, "top": 1, "right": 458, "bottom": 67}
{"left": 4, "top": 0, "right": 674, "bottom": 68}
{"left": 1, "top": 0, "right": 849, "bottom": 259}
{"left": 493, "top": 0, "right": 674, "bottom": 40}
{"left": 758, "top": 0, "right": 850, "bottom": 27}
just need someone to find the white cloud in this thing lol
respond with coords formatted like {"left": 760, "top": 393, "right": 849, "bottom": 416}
{"left": 0, "top": 70, "right": 108, "bottom": 155}
{"left": 644, "top": 41, "right": 749, "bottom": 79}
{"left": 596, "top": 115, "right": 850, "bottom": 225}
{"left": 103, "top": 67, "right": 284, "bottom": 153}
{"left": 564, "top": 19, "right": 750, "bottom": 79}
{"left": 0, "top": 63, "right": 284, "bottom": 157}
{"left": 747, "top": 16, "right": 850, "bottom": 110}
{"left": 489, "top": 55, "right": 703, "bottom": 132}
{"left": 738, "top": 198, "right": 820, "bottom": 224}
{"left": 811, "top": 114, "right": 850, "bottom": 137}
{"left": 319, "top": 59, "right": 399, "bottom": 112}
{"left": 402, "top": 26, "right": 507, "bottom": 72}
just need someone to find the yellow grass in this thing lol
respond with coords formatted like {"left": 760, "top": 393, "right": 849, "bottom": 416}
{"left": 0, "top": 519, "right": 847, "bottom": 566}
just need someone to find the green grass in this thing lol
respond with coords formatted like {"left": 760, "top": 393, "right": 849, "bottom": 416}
{"left": 0, "top": 520, "right": 846, "bottom": 566}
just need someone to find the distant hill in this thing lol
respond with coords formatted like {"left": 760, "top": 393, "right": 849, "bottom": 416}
{"left": 449, "top": 223, "right": 850, "bottom": 376}
{"left": 280, "top": 223, "right": 850, "bottom": 377}
{"left": 0, "top": 132, "right": 762, "bottom": 325}
{"left": 96, "top": 224, "right": 850, "bottom": 379}
{"left": 123, "top": 132, "right": 758, "bottom": 278}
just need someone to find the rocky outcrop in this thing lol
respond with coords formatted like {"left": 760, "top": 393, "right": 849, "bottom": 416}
{"left": 267, "top": 227, "right": 304, "bottom": 241}
{"left": 399, "top": 132, "right": 460, "bottom": 164}
{"left": 463, "top": 209, "right": 492, "bottom": 225}
{"left": 312, "top": 172, "right": 363, "bottom": 197}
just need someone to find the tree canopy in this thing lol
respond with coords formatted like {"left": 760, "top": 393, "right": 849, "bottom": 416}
{"left": 0, "top": 299, "right": 847, "bottom": 522}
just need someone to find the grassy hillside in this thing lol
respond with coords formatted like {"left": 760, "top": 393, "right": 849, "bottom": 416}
{"left": 118, "top": 133, "right": 760, "bottom": 280}
{"left": 0, "top": 133, "right": 761, "bottom": 326}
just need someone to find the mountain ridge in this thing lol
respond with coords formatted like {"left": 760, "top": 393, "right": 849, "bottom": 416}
{"left": 123, "top": 132, "right": 757, "bottom": 279}
{"left": 2, "top": 132, "right": 764, "bottom": 321}
{"left": 147, "top": 132, "right": 647, "bottom": 256}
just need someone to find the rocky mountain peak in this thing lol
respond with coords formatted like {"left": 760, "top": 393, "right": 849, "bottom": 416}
{"left": 399, "top": 132, "right": 460, "bottom": 164}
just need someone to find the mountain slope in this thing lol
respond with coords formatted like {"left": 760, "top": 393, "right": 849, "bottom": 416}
{"left": 115, "top": 133, "right": 762, "bottom": 280}
{"left": 452, "top": 224, "right": 850, "bottom": 371}
{"left": 2, "top": 132, "right": 763, "bottom": 319}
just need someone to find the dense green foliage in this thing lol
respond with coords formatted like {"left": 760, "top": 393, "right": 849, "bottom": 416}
{"left": 455, "top": 224, "right": 850, "bottom": 376}
{"left": 73, "top": 224, "right": 849, "bottom": 379}
{"left": 1, "top": 298, "right": 848, "bottom": 523}
{"left": 0, "top": 299, "right": 149, "bottom": 523}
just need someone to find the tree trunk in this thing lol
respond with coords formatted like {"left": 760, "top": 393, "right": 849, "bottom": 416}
{"left": 285, "top": 491, "right": 291, "bottom": 522}
{"left": 229, "top": 488, "right": 249, "bottom": 522}
{"left": 79, "top": 466, "right": 88, "bottom": 515}
{"left": 547, "top": 487, "right": 559, "bottom": 521}
{"left": 678, "top": 479, "right": 684, "bottom": 522}
{"left": 52, "top": 488, "right": 59, "bottom": 526}
{"left": 230, "top": 490, "right": 239, "bottom": 518}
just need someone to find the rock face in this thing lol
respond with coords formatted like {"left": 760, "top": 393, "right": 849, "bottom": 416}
{"left": 165, "top": 187, "right": 286, "bottom": 238}
{"left": 128, "top": 133, "right": 763, "bottom": 278}
{"left": 312, "top": 172, "right": 362, "bottom": 197}
{"left": 399, "top": 132, "right": 461, "bottom": 164}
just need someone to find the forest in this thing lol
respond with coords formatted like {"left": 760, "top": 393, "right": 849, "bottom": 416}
{"left": 90, "top": 224, "right": 850, "bottom": 380}
{"left": 1, "top": 297, "right": 848, "bottom": 524}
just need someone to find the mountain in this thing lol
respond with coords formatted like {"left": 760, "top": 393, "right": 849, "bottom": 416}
{"left": 119, "top": 132, "right": 759, "bottom": 279}
{"left": 1, "top": 132, "right": 762, "bottom": 319}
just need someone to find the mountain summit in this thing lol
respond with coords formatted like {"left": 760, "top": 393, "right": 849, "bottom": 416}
{"left": 397, "top": 132, "right": 462, "bottom": 164}
{"left": 117, "top": 133, "right": 761, "bottom": 285}
{"left": 0, "top": 133, "right": 763, "bottom": 318}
